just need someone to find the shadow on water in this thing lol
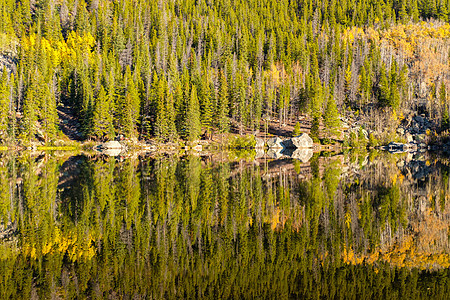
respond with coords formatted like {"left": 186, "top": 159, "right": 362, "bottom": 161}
{"left": 0, "top": 150, "right": 449, "bottom": 298}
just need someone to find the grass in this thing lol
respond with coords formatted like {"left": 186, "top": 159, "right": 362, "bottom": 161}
{"left": 36, "top": 146, "right": 79, "bottom": 151}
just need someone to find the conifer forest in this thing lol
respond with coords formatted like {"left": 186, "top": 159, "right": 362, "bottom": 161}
{"left": 2, "top": 0, "right": 450, "bottom": 299}
{"left": 0, "top": 0, "right": 449, "bottom": 145}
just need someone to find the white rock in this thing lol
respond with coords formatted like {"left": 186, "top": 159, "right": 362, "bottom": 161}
{"left": 291, "top": 148, "right": 313, "bottom": 162}
{"left": 267, "top": 137, "right": 284, "bottom": 149}
{"left": 100, "top": 141, "right": 123, "bottom": 149}
{"left": 291, "top": 133, "right": 313, "bottom": 148}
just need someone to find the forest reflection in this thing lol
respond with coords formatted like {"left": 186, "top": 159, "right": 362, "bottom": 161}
{"left": 0, "top": 151, "right": 449, "bottom": 299}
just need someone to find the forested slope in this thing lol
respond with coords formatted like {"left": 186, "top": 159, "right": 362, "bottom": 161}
{"left": 0, "top": 0, "right": 449, "bottom": 145}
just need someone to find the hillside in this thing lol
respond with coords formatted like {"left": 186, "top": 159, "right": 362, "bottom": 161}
{"left": 0, "top": 0, "right": 449, "bottom": 146}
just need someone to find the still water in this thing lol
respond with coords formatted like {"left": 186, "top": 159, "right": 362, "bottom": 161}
{"left": 0, "top": 151, "right": 449, "bottom": 299}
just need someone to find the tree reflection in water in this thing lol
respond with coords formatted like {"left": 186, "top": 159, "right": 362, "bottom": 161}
{"left": 0, "top": 152, "right": 449, "bottom": 299}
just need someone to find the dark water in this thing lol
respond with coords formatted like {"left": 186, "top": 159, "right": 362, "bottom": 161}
{"left": 0, "top": 151, "right": 449, "bottom": 299}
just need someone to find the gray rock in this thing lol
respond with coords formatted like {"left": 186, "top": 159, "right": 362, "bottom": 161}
{"left": 255, "top": 137, "right": 265, "bottom": 149}
{"left": 388, "top": 142, "right": 406, "bottom": 152}
{"left": 282, "top": 138, "right": 295, "bottom": 149}
{"left": 192, "top": 144, "right": 202, "bottom": 151}
{"left": 405, "top": 133, "right": 414, "bottom": 143}
{"left": 100, "top": 148, "right": 123, "bottom": 157}
{"left": 290, "top": 133, "right": 313, "bottom": 148}
{"left": 266, "top": 148, "right": 283, "bottom": 159}
{"left": 143, "top": 144, "right": 157, "bottom": 151}
{"left": 290, "top": 148, "right": 313, "bottom": 162}
{"left": 267, "top": 137, "right": 284, "bottom": 149}
{"left": 406, "top": 143, "right": 417, "bottom": 152}
{"left": 255, "top": 149, "right": 265, "bottom": 159}
{"left": 99, "top": 140, "right": 123, "bottom": 149}
{"left": 414, "top": 115, "right": 425, "bottom": 124}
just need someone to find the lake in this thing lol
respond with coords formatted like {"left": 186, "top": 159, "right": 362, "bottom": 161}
{"left": 0, "top": 151, "right": 449, "bottom": 299}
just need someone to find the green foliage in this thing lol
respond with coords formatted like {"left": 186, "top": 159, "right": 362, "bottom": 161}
{"left": 323, "top": 96, "right": 340, "bottom": 139}
{"left": 0, "top": 69, "right": 10, "bottom": 142}
{"left": 185, "top": 85, "right": 201, "bottom": 141}
{"left": 227, "top": 135, "right": 256, "bottom": 149}
{"left": 368, "top": 132, "right": 380, "bottom": 147}
{"left": 92, "top": 86, "right": 114, "bottom": 140}
{"left": 0, "top": 153, "right": 449, "bottom": 298}
{"left": 0, "top": 0, "right": 449, "bottom": 144}
{"left": 292, "top": 122, "right": 302, "bottom": 136}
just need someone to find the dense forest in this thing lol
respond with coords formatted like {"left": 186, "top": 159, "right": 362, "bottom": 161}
{"left": 0, "top": 0, "right": 449, "bottom": 145}
{"left": 0, "top": 152, "right": 449, "bottom": 298}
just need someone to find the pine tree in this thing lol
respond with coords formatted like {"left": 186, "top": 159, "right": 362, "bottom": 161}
{"left": 200, "top": 80, "right": 214, "bottom": 139}
{"left": 120, "top": 67, "right": 140, "bottom": 139}
{"left": 378, "top": 64, "right": 390, "bottom": 107}
{"left": 185, "top": 85, "right": 201, "bottom": 141}
{"left": 22, "top": 76, "right": 38, "bottom": 143}
{"left": 92, "top": 86, "right": 114, "bottom": 140}
{"left": 217, "top": 72, "right": 230, "bottom": 134}
{"left": 389, "top": 62, "right": 400, "bottom": 109}
{"left": 0, "top": 70, "right": 9, "bottom": 141}
{"left": 40, "top": 79, "right": 58, "bottom": 143}
{"left": 166, "top": 92, "right": 178, "bottom": 142}
{"left": 310, "top": 79, "right": 323, "bottom": 142}
{"left": 323, "top": 95, "right": 340, "bottom": 140}
{"left": 153, "top": 74, "right": 168, "bottom": 140}
{"left": 292, "top": 122, "right": 302, "bottom": 136}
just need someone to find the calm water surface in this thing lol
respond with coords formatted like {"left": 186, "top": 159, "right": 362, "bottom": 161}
{"left": 0, "top": 151, "right": 449, "bottom": 299}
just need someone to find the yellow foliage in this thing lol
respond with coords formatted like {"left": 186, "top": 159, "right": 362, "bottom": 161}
{"left": 344, "top": 211, "right": 351, "bottom": 228}
{"left": 20, "top": 228, "right": 95, "bottom": 262}
{"left": 22, "top": 31, "right": 96, "bottom": 68}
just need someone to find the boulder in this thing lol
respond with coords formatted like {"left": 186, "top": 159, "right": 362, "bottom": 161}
{"left": 282, "top": 138, "right": 295, "bottom": 149}
{"left": 266, "top": 148, "right": 283, "bottom": 159}
{"left": 406, "top": 143, "right": 417, "bottom": 152}
{"left": 414, "top": 115, "right": 425, "bottom": 124}
{"left": 290, "top": 148, "right": 313, "bottom": 162}
{"left": 192, "top": 144, "right": 202, "bottom": 151}
{"left": 255, "top": 137, "right": 265, "bottom": 149}
{"left": 291, "top": 133, "right": 313, "bottom": 148}
{"left": 100, "top": 140, "right": 123, "bottom": 149}
{"left": 388, "top": 142, "right": 406, "bottom": 152}
{"left": 101, "top": 148, "right": 123, "bottom": 157}
{"left": 405, "top": 133, "right": 414, "bottom": 143}
{"left": 255, "top": 148, "right": 265, "bottom": 159}
{"left": 143, "top": 144, "right": 157, "bottom": 151}
{"left": 267, "top": 137, "right": 284, "bottom": 149}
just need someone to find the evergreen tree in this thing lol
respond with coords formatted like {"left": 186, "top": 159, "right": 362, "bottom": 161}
{"left": 185, "top": 85, "right": 201, "bottom": 141}
{"left": 292, "top": 122, "right": 302, "bottom": 136}
{"left": 324, "top": 95, "right": 340, "bottom": 140}
{"left": 153, "top": 74, "right": 168, "bottom": 140}
{"left": 0, "top": 70, "right": 9, "bottom": 141}
{"left": 378, "top": 64, "right": 390, "bottom": 107}
{"left": 217, "top": 72, "right": 229, "bottom": 134}
{"left": 92, "top": 86, "right": 114, "bottom": 140}
{"left": 22, "top": 76, "right": 38, "bottom": 143}
{"left": 200, "top": 81, "right": 214, "bottom": 139}
{"left": 120, "top": 67, "right": 140, "bottom": 138}
{"left": 166, "top": 92, "right": 178, "bottom": 142}
{"left": 389, "top": 62, "right": 400, "bottom": 109}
